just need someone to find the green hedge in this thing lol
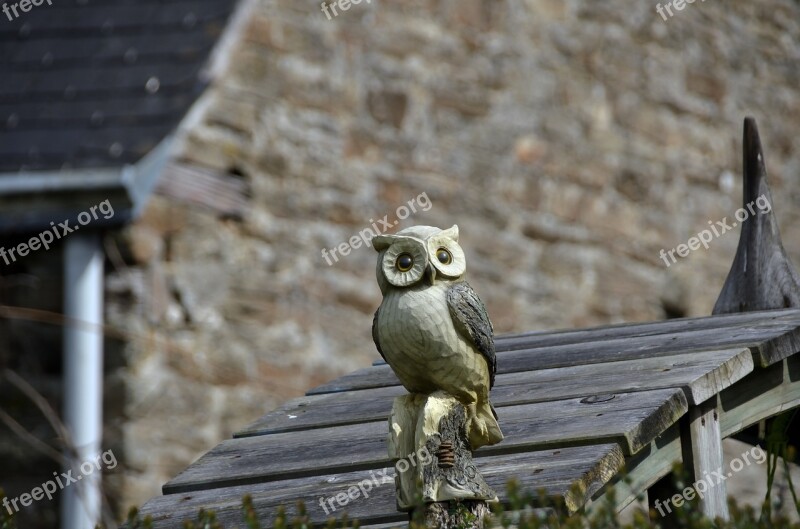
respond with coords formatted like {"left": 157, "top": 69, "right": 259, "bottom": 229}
{"left": 4, "top": 481, "right": 799, "bottom": 529}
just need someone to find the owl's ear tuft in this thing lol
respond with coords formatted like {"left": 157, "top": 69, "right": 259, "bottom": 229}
{"left": 441, "top": 225, "right": 459, "bottom": 242}
{"left": 373, "top": 235, "right": 395, "bottom": 252}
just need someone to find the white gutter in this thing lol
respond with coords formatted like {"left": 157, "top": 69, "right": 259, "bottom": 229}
{"left": 0, "top": 168, "right": 121, "bottom": 194}
{"left": 0, "top": 135, "right": 172, "bottom": 198}
{"left": 54, "top": 137, "right": 172, "bottom": 528}
{"left": 61, "top": 232, "right": 105, "bottom": 529}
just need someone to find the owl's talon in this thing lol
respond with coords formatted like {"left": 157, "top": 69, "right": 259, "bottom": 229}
{"left": 466, "top": 415, "right": 490, "bottom": 448}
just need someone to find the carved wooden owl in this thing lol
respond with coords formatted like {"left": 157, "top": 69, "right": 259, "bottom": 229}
{"left": 372, "top": 225, "right": 503, "bottom": 449}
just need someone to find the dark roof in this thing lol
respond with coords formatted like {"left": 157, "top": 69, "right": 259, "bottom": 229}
{"left": 0, "top": 0, "right": 238, "bottom": 173}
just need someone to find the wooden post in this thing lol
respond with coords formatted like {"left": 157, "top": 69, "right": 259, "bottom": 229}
{"left": 704, "top": 116, "right": 800, "bottom": 520}
{"left": 653, "top": 116, "right": 800, "bottom": 523}
{"left": 680, "top": 399, "right": 729, "bottom": 520}
{"left": 388, "top": 391, "right": 497, "bottom": 529}
{"left": 713, "top": 117, "right": 800, "bottom": 314}
{"left": 648, "top": 398, "right": 728, "bottom": 524}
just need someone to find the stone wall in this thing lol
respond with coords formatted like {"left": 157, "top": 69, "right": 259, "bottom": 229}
{"left": 5, "top": 0, "right": 800, "bottom": 522}
{"left": 109, "top": 0, "right": 800, "bottom": 516}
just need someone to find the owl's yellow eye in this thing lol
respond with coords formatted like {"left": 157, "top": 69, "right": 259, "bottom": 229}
{"left": 396, "top": 253, "right": 414, "bottom": 272}
{"left": 436, "top": 248, "right": 452, "bottom": 265}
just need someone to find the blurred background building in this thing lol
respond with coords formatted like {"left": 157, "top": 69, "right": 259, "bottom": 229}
{"left": 1, "top": 0, "right": 800, "bottom": 526}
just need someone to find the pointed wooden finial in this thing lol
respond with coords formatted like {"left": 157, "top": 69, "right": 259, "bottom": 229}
{"left": 713, "top": 117, "right": 800, "bottom": 314}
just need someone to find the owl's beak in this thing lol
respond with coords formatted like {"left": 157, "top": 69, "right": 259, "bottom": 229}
{"left": 426, "top": 263, "right": 437, "bottom": 285}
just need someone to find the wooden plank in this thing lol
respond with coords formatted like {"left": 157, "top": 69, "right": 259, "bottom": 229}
{"left": 237, "top": 349, "right": 752, "bottom": 437}
{"left": 719, "top": 358, "right": 800, "bottom": 437}
{"left": 602, "top": 360, "right": 800, "bottom": 517}
{"left": 164, "top": 389, "right": 686, "bottom": 494}
{"left": 600, "top": 358, "right": 800, "bottom": 523}
{"left": 498, "top": 309, "right": 800, "bottom": 344}
{"left": 369, "top": 309, "right": 800, "bottom": 365}
{"left": 313, "top": 321, "right": 800, "bottom": 394}
{"left": 133, "top": 445, "right": 624, "bottom": 528}
{"left": 593, "top": 424, "right": 682, "bottom": 513}
{"left": 493, "top": 317, "right": 800, "bottom": 362}
{"left": 641, "top": 360, "right": 800, "bottom": 523}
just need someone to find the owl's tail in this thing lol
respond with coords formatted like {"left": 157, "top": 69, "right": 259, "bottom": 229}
{"left": 468, "top": 399, "right": 504, "bottom": 449}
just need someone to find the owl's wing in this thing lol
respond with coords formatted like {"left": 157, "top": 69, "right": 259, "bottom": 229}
{"left": 372, "top": 307, "right": 387, "bottom": 362}
{"left": 446, "top": 281, "right": 496, "bottom": 388}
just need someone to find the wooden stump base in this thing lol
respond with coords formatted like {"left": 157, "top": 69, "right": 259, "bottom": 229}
{"left": 418, "top": 500, "right": 491, "bottom": 529}
{"left": 388, "top": 391, "right": 497, "bottom": 516}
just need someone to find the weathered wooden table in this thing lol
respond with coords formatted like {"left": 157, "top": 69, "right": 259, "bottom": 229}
{"left": 129, "top": 307, "right": 800, "bottom": 527}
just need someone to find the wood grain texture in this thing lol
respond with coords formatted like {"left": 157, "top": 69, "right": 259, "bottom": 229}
{"left": 132, "top": 309, "right": 800, "bottom": 527}
{"left": 387, "top": 393, "right": 498, "bottom": 508}
{"left": 237, "top": 349, "right": 752, "bottom": 437}
{"left": 714, "top": 118, "right": 800, "bottom": 315}
{"left": 315, "top": 319, "right": 800, "bottom": 394}
{"left": 681, "top": 400, "right": 729, "bottom": 520}
{"left": 164, "top": 389, "right": 685, "bottom": 495}
{"left": 130, "top": 445, "right": 624, "bottom": 529}
{"left": 370, "top": 309, "right": 800, "bottom": 365}
{"left": 708, "top": 119, "right": 800, "bottom": 519}
{"left": 595, "top": 425, "right": 682, "bottom": 513}
{"left": 719, "top": 358, "right": 800, "bottom": 438}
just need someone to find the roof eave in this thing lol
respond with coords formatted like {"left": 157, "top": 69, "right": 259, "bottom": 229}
{"left": 0, "top": 135, "right": 174, "bottom": 235}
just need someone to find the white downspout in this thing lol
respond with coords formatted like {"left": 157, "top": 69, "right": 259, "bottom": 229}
{"left": 62, "top": 232, "right": 104, "bottom": 529}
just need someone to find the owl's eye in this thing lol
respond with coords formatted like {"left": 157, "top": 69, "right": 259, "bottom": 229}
{"left": 396, "top": 253, "right": 414, "bottom": 272}
{"left": 436, "top": 248, "right": 452, "bottom": 265}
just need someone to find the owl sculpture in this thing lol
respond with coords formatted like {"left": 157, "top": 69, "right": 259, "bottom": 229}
{"left": 372, "top": 225, "right": 503, "bottom": 449}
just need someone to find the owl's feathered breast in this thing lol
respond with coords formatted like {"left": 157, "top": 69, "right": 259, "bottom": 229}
{"left": 374, "top": 281, "right": 494, "bottom": 396}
